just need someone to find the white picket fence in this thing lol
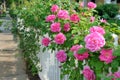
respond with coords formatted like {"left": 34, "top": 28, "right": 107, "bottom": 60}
{"left": 37, "top": 47, "right": 69, "bottom": 80}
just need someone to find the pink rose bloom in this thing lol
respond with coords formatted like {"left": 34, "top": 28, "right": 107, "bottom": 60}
{"left": 70, "top": 44, "right": 82, "bottom": 52}
{"left": 85, "top": 32, "right": 105, "bottom": 52}
{"left": 83, "top": 66, "right": 96, "bottom": 80}
{"left": 70, "top": 14, "right": 80, "bottom": 23}
{"left": 54, "top": 33, "right": 66, "bottom": 44}
{"left": 107, "top": 73, "right": 116, "bottom": 80}
{"left": 90, "top": 26, "right": 105, "bottom": 35}
{"left": 87, "top": 2, "right": 97, "bottom": 9}
{"left": 56, "top": 50, "right": 67, "bottom": 62}
{"left": 99, "top": 49, "right": 115, "bottom": 64}
{"left": 74, "top": 52, "right": 89, "bottom": 61}
{"left": 51, "top": 5, "right": 59, "bottom": 12}
{"left": 46, "top": 15, "right": 56, "bottom": 22}
{"left": 100, "top": 18, "right": 107, "bottom": 23}
{"left": 63, "top": 23, "right": 70, "bottom": 32}
{"left": 90, "top": 16, "right": 95, "bottom": 22}
{"left": 80, "top": 2, "right": 84, "bottom": 7}
{"left": 42, "top": 37, "right": 50, "bottom": 46}
{"left": 114, "top": 71, "right": 120, "bottom": 79}
{"left": 57, "top": 10, "right": 69, "bottom": 19}
{"left": 50, "top": 22, "right": 61, "bottom": 32}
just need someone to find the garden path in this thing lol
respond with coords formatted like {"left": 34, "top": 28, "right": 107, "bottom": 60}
{"left": 0, "top": 33, "right": 29, "bottom": 80}
{"left": 0, "top": 14, "right": 29, "bottom": 80}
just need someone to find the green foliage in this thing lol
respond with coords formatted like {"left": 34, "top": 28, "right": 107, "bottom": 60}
{"left": 113, "top": 46, "right": 120, "bottom": 57}
{"left": 0, "top": 21, "right": 3, "bottom": 26}
{"left": 77, "top": 48, "right": 86, "bottom": 54}
{"left": 9, "top": 0, "right": 120, "bottom": 79}
{"left": 95, "top": 4, "right": 119, "bottom": 19}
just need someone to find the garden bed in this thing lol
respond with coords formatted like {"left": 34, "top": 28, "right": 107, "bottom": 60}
{"left": 26, "top": 61, "right": 40, "bottom": 80}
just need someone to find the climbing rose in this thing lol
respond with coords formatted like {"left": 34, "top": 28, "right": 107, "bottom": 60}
{"left": 46, "top": 15, "right": 56, "bottom": 22}
{"left": 63, "top": 23, "right": 70, "bottom": 32}
{"left": 90, "top": 16, "right": 95, "bottom": 22}
{"left": 51, "top": 5, "right": 59, "bottom": 12}
{"left": 85, "top": 32, "right": 105, "bottom": 52}
{"left": 100, "top": 18, "right": 107, "bottom": 23}
{"left": 42, "top": 37, "right": 50, "bottom": 46}
{"left": 56, "top": 50, "right": 67, "bottom": 62}
{"left": 54, "top": 33, "right": 66, "bottom": 44}
{"left": 83, "top": 66, "right": 96, "bottom": 80}
{"left": 87, "top": 2, "right": 96, "bottom": 9}
{"left": 70, "top": 44, "right": 82, "bottom": 52}
{"left": 99, "top": 49, "right": 115, "bottom": 64}
{"left": 50, "top": 22, "right": 61, "bottom": 32}
{"left": 57, "top": 10, "right": 69, "bottom": 19}
{"left": 70, "top": 14, "right": 80, "bottom": 23}
{"left": 114, "top": 71, "right": 120, "bottom": 79}
{"left": 74, "top": 51, "right": 89, "bottom": 61}
{"left": 90, "top": 26, "right": 105, "bottom": 35}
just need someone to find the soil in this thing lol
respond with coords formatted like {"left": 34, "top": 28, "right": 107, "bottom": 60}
{"left": 26, "top": 62, "right": 41, "bottom": 80}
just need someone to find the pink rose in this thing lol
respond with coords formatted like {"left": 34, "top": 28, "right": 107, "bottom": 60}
{"left": 114, "top": 71, "right": 120, "bottom": 79}
{"left": 42, "top": 37, "right": 50, "bottom": 46}
{"left": 51, "top": 5, "right": 59, "bottom": 12}
{"left": 85, "top": 32, "right": 105, "bottom": 52}
{"left": 99, "top": 49, "right": 115, "bottom": 64}
{"left": 70, "top": 14, "right": 80, "bottom": 23}
{"left": 90, "top": 16, "right": 95, "bottom": 22}
{"left": 87, "top": 2, "right": 97, "bottom": 9}
{"left": 70, "top": 44, "right": 82, "bottom": 52}
{"left": 100, "top": 18, "right": 107, "bottom": 23}
{"left": 56, "top": 50, "right": 67, "bottom": 62}
{"left": 90, "top": 26, "right": 105, "bottom": 35}
{"left": 46, "top": 14, "right": 56, "bottom": 22}
{"left": 79, "top": 2, "right": 84, "bottom": 7}
{"left": 83, "top": 66, "right": 96, "bottom": 80}
{"left": 54, "top": 33, "right": 66, "bottom": 44}
{"left": 63, "top": 23, "right": 70, "bottom": 32}
{"left": 74, "top": 51, "right": 89, "bottom": 61}
{"left": 50, "top": 22, "right": 61, "bottom": 32}
{"left": 57, "top": 10, "right": 69, "bottom": 19}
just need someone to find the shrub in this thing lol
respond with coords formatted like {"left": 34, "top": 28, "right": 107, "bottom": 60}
{"left": 95, "top": 4, "right": 119, "bottom": 19}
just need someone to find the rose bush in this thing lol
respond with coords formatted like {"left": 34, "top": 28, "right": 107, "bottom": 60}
{"left": 41, "top": 1, "right": 120, "bottom": 80}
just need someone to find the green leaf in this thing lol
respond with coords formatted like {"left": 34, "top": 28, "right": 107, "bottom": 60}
{"left": 111, "top": 67, "right": 118, "bottom": 73}
{"left": 74, "top": 39, "right": 79, "bottom": 44}
{"left": 68, "top": 51, "right": 73, "bottom": 57}
{"left": 111, "top": 60, "right": 119, "bottom": 68}
{"left": 113, "top": 46, "right": 120, "bottom": 56}
{"left": 72, "top": 30, "right": 77, "bottom": 34}
{"left": 77, "top": 48, "right": 86, "bottom": 54}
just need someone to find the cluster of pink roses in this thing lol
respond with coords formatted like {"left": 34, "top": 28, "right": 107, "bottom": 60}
{"left": 42, "top": 2, "right": 117, "bottom": 80}
{"left": 70, "top": 45, "right": 89, "bottom": 61}
{"left": 79, "top": 2, "right": 96, "bottom": 9}
{"left": 85, "top": 26, "right": 115, "bottom": 64}
{"left": 108, "top": 71, "right": 120, "bottom": 80}
{"left": 42, "top": 2, "right": 115, "bottom": 64}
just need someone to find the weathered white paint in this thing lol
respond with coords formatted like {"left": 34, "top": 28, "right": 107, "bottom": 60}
{"left": 112, "top": 33, "right": 118, "bottom": 46}
{"left": 37, "top": 47, "right": 61, "bottom": 80}
{"left": 111, "top": 0, "right": 117, "bottom": 4}
{"left": 104, "top": 0, "right": 111, "bottom": 4}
